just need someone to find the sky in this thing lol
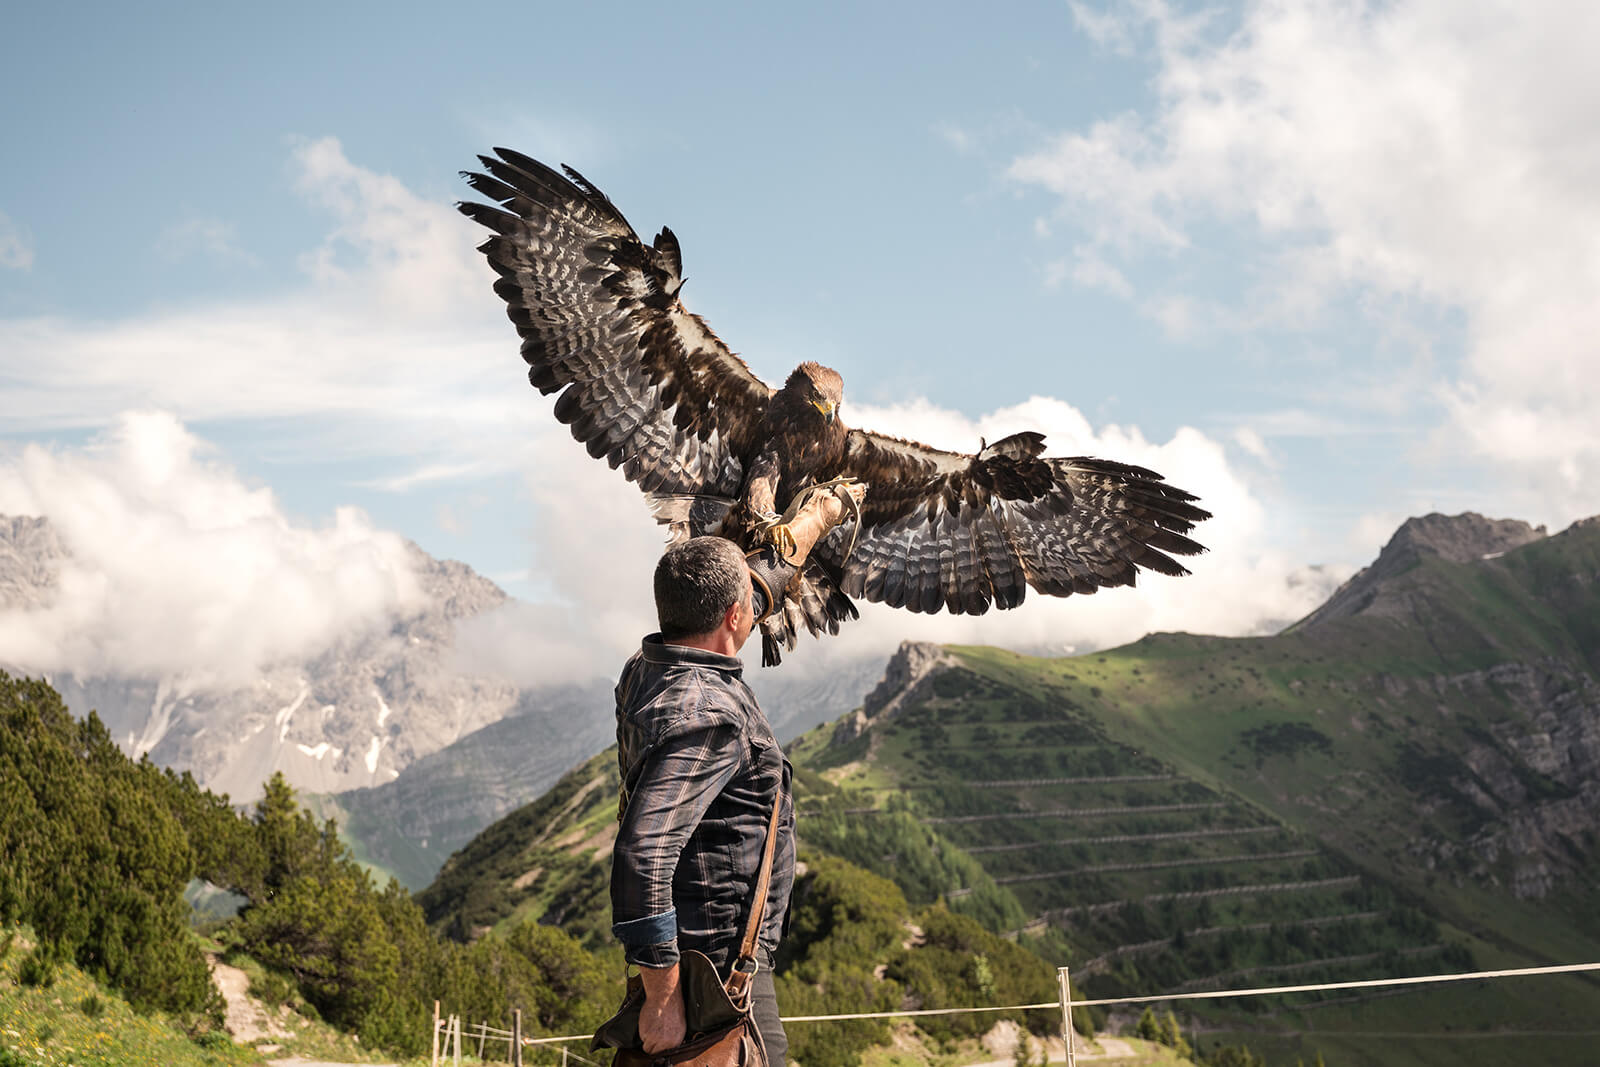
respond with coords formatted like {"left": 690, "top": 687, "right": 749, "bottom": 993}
{"left": 3, "top": 0, "right": 1598, "bottom": 691}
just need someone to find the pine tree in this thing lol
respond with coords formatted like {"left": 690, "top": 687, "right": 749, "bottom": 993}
{"left": 0, "top": 672, "right": 217, "bottom": 1020}
{"left": 1161, "top": 1010, "right": 1191, "bottom": 1057}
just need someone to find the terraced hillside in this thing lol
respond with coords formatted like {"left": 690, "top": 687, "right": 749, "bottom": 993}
{"left": 785, "top": 512, "right": 1600, "bottom": 1066}
{"left": 786, "top": 660, "right": 1504, "bottom": 1062}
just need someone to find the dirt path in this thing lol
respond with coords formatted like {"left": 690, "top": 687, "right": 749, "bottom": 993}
{"left": 963, "top": 1021, "right": 1136, "bottom": 1066}
{"left": 207, "top": 954, "right": 292, "bottom": 1044}
{"left": 959, "top": 1036, "right": 1137, "bottom": 1065}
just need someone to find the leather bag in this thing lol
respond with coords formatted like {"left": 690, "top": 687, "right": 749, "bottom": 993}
{"left": 593, "top": 797, "right": 783, "bottom": 1067}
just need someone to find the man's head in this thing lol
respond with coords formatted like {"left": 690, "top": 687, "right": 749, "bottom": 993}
{"left": 654, "top": 536, "right": 755, "bottom": 649}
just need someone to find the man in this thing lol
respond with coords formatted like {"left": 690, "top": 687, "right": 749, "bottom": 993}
{"left": 610, "top": 484, "right": 864, "bottom": 1067}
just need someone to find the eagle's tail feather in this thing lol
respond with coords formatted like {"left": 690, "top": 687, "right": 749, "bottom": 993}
{"left": 757, "top": 562, "right": 860, "bottom": 667}
{"left": 645, "top": 493, "right": 736, "bottom": 543}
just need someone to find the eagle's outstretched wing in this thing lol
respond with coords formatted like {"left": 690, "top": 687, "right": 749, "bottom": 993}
{"left": 458, "top": 149, "right": 772, "bottom": 501}
{"left": 812, "top": 428, "right": 1210, "bottom": 615}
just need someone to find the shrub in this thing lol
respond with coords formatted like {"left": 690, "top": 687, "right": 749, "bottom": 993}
{"left": 249, "top": 969, "right": 294, "bottom": 1008}
{"left": 17, "top": 946, "right": 55, "bottom": 988}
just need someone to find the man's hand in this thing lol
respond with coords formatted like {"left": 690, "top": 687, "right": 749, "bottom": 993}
{"left": 638, "top": 963, "right": 687, "bottom": 1053}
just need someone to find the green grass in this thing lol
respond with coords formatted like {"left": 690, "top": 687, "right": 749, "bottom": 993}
{"left": 415, "top": 747, "right": 625, "bottom": 946}
{"left": 0, "top": 926, "right": 256, "bottom": 1067}
{"left": 0, "top": 924, "right": 432, "bottom": 1067}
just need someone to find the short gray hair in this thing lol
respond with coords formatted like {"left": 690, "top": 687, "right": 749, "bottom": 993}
{"left": 654, "top": 537, "right": 748, "bottom": 640}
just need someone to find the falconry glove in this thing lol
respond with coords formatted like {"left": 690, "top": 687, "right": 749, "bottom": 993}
{"left": 747, "top": 481, "right": 867, "bottom": 623}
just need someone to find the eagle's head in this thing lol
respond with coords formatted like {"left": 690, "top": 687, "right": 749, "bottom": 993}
{"left": 786, "top": 361, "right": 844, "bottom": 423}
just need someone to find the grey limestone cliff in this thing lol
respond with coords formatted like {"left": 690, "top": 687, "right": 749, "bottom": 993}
{"left": 2, "top": 516, "right": 546, "bottom": 802}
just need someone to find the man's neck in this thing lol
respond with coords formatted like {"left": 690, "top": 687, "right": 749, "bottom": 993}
{"left": 666, "top": 632, "right": 741, "bottom": 658}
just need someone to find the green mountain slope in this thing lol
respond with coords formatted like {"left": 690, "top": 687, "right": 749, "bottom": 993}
{"left": 417, "top": 746, "right": 622, "bottom": 945}
{"left": 317, "top": 658, "right": 884, "bottom": 892}
{"left": 311, "top": 685, "right": 613, "bottom": 890}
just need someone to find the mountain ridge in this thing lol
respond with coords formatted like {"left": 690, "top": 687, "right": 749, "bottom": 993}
{"left": 1292, "top": 511, "right": 1547, "bottom": 630}
{"left": 0, "top": 514, "right": 593, "bottom": 803}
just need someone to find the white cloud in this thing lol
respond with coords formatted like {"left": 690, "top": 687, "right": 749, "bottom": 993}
{"left": 448, "top": 423, "right": 668, "bottom": 687}
{"left": 1232, "top": 426, "right": 1272, "bottom": 464}
{"left": 1070, "top": 246, "right": 1135, "bottom": 298}
{"left": 933, "top": 122, "right": 977, "bottom": 155}
{"left": 0, "top": 211, "right": 32, "bottom": 270}
{"left": 292, "top": 136, "right": 484, "bottom": 319}
{"left": 0, "top": 138, "right": 526, "bottom": 480}
{"left": 1349, "top": 510, "right": 1404, "bottom": 559}
{"left": 1025, "top": 0, "right": 1600, "bottom": 526}
{"left": 1068, "top": 0, "right": 1142, "bottom": 54}
{"left": 155, "top": 217, "right": 256, "bottom": 266}
{"left": 364, "top": 461, "right": 494, "bottom": 494}
{"left": 0, "top": 412, "right": 422, "bottom": 689}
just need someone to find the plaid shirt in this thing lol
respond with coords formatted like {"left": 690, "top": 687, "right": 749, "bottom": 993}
{"left": 610, "top": 635, "right": 795, "bottom": 971}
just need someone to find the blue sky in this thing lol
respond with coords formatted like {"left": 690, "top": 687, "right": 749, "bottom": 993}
{"left": 4, "top": 1, "right": 1598, "bottom": 686}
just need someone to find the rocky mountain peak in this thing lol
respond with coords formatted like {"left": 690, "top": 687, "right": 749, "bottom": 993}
{"left": 1292, "top": 512, "right": 1546, "bottom": 631}
{"left": 0, "top": 515, "right": 66, "bottom": 610}
{"left": 1383, "top": 512, "right": 1546, "bottom": 567}
{"left": 404, "top": 542, "right": 508, "bottom": 620}
{"left": 831, "top": 641, "right": 954, "bottom": 748}
{"left": 864, "top": 641, "right": 949, "bottom": 717}
{"left": 0, "top": 513, "right": 534, "bottom": 802}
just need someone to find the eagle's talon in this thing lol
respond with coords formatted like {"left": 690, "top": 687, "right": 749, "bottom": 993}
{"left": 766, "top": 522, "right": 799, "bottom": 561}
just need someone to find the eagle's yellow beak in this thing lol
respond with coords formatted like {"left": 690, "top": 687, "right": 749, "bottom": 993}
{"left": 811, "top": 398, "right": 837, "bottom": 422}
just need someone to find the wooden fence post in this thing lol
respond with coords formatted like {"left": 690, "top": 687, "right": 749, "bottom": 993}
{"left": 432, "top": 1000, "right": 440, "bottom": 1067}
{"left": 1058, "top": 966, "right": 1077, "bottom": 1067}
{"left": 513, "top": 1009, "right": 524, "bottom": 1067}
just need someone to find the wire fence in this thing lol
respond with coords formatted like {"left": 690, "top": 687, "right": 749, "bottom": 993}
{"left": 965, "top": 824, "right": 1280, "bottom": 855}
{"left": 432, "top": 960, "right": 1600, "bottom": 1066}
{"left": 991, "top": 847, "right": 1322, "bottom": 884}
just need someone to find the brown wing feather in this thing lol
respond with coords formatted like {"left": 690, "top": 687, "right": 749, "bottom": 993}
{"left": 758, "top": 559, "right": 858, "bottom": 668}
{"left": 458, "top": 149, "right": 773, "bottom": 499}
{"left": 814, "top": 428, "right": 1210, "bottom": 614}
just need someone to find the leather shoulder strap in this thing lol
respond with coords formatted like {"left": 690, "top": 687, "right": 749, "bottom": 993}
{"left": 740, "top": 793, "right": 783, "bottom": 960}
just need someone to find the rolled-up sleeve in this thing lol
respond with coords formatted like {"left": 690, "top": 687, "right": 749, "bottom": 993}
{"left": 611, "top": 721, "right": 742, "bottom": 967}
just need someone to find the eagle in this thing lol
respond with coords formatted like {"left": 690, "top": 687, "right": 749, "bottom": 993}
{"left": 457, "top": 148, "right": 1212, "bottom": 666}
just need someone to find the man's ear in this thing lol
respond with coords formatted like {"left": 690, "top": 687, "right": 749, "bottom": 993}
{"left": 722, "top": 598, "right": 743, "bottom": 632}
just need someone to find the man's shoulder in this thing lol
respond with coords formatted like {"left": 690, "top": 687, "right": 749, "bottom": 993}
{"left": 630, "top": 666, "right": 747, "bottom": 729}
{"left": 617, "top": 647, "right": 752, "bottom": 745}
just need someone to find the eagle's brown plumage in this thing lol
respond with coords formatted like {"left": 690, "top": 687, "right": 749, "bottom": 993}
{"left": 458, "top": 149, "right": 1212, "bottom": 665}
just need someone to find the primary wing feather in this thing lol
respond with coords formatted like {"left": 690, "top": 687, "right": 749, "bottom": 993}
{"left": 458, "top": 149, "right": 773, "bottom": 502}
{"left": 814, "top": 428, "right": 1210, "bottom": 614}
